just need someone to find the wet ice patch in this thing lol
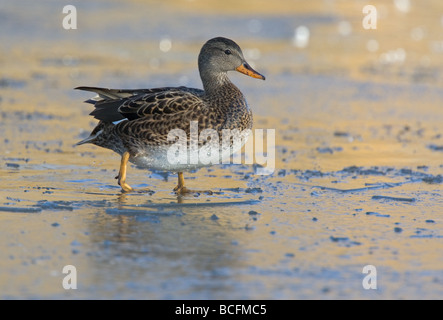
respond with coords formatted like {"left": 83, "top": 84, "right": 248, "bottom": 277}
{"left": 371, "top": 195, "right": 416, "bottom": 203}
{"left": 0, "top": 206, "right": 42, "bottom": 213}
{"left": 427, "top": 144, "right": 443, "bottom": 152}
{"left": 36, "top": 200, "right": 75, "bottom": 211}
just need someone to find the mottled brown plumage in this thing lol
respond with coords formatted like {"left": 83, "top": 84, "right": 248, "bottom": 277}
{"left": 76, "top": 37, "right": 265, "bottom": 194}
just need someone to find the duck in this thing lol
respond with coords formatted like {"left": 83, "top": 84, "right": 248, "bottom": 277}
{"left": 75, "top": 37, "right": 265, "bottom": 194}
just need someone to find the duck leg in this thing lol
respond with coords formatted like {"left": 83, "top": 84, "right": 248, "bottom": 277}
{"left": 115, "top": 151, "right": 134, "bottom": 192}
{"left": 173, "top": 172, "right": 188, "bottom": 194}
{"left": 173, "top": 172, "right": 213, "bottom": 195}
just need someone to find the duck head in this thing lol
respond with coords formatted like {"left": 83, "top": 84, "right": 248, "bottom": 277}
{"left": 198, "top": 37, "right": 266, "bottom": 82}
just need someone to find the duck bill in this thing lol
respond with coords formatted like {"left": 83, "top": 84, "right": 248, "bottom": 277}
{"left": 236, "top": 63, "right": 266, "bottom": 80}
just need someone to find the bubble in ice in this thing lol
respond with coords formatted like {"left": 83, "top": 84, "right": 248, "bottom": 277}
{"left": 394, "top": 0, "right": 411, "bottom": 13}
{"left": 244, "top": 48, "right": 261, "bottom": 60}
{"left": 159, "top": 38, "right": 172, "bottom": 52}
{"left": 338, "top": 20, "right": 352, "bottom": 36}
{"left": 380, "top": 48, "right": 406, "bottom": 64}
{"left": 366, "top": 39, "right": 379, "bottom": 52}
{"left": 292, "top": 26, "right": 310, "bottom": 48}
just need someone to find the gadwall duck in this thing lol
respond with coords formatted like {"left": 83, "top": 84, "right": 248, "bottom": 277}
{"left": 76, "top": 37, "right": 265, "bottom": 194}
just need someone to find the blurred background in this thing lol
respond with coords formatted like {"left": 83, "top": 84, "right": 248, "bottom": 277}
{"left": 1, "top": 0, "right": 442, "bottom": 299}
{"left": 2, "top": 0, "right": 443, "bottom": 169}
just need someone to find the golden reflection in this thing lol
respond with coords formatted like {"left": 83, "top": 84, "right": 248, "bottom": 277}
{"left": 1, "top": 0, "right": 443, "bottom": 299}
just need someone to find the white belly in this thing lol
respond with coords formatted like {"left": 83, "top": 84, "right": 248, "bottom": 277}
{"left": 131, "top": 130, "right": 251, "bottom": 172}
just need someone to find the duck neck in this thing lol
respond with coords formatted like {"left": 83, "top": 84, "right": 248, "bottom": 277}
{"left": 200, "top": 69, "right": 238, "bottom": 97}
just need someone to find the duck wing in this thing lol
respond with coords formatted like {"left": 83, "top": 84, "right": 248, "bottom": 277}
{"left": 75, "top": 86, "right": 205, "bottom": 122}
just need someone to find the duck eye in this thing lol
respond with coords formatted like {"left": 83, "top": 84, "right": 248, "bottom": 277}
{"left": 224, "top": 49, "right": 232, "bottom": 55}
